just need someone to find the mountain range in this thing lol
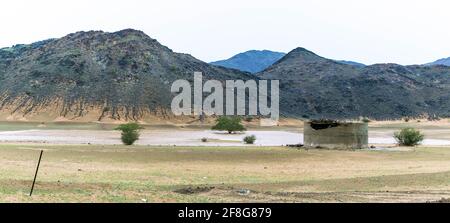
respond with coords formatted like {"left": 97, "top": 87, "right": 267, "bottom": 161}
{"left": 1, "top": 29, "right": 450, "bottom": 121}
{"left": 210, "top": 50, "right": 367, "bottom": 73}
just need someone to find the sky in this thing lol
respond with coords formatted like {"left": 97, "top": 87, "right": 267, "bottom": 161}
{"left": 1, "top": 0, "right": 450, "bottom": 65}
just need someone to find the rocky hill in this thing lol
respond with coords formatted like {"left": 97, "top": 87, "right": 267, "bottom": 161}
{"left": 259, "top": 48, "right": 450, "bottom": 120}
{"left": 211, "top": 50, "right": 285, "bottom": 73}
{"left": 0, "top": 29, "right": 253, "bottom": 122}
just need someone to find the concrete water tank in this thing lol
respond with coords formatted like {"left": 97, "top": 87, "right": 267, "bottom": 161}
{"left": 304, "top": 120, "right": 368, "bottom": 149}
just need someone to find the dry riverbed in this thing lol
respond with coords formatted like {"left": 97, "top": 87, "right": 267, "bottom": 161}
{"left": 0, "top": 128, "right": 450, "bottom": 146}
{"left": 1, "top": 119, "right": 450, "bottom": 146}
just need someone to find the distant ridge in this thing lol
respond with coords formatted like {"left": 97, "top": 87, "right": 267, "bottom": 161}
{"left": 211, "top": 50, "right": 285, "bottom": 73}
{"left": 426, "top": 57, "right": 450, "bottom": 66}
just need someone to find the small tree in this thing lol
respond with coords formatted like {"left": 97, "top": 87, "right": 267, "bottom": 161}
{"left": 115, "top": 123, "right": 143, "bottom": 145}
{"left": 243, "top": 135, "right": 256, "bottom": 144}
{"left": 394, "top": 128, "right": 424, "bottom": 146}
{"left": 361, "top": 117, "right": 371, "bottom": 123}
{"left": 212, "top": 116, "right": 246, "bottom": 134}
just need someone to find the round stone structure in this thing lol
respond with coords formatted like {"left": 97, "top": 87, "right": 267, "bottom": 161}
{"left": 304, "top": 120, "right": 368, "bottom": 150}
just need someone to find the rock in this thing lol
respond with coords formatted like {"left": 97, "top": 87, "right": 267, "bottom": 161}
{"left": 237, "top": 189, "right": 251, "bottom": 196}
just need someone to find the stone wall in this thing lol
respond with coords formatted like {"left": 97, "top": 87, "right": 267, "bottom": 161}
{"left": 304, "top": 121, "right": 368, "bottom": 149}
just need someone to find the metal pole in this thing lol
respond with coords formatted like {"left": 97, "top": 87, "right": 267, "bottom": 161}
{"left": 30, "top": 150, "right": 43, "bottom": 196}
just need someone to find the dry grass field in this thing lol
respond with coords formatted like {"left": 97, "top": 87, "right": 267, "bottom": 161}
{"left": 1, "top": 144, "right": 450, "bottom": 203}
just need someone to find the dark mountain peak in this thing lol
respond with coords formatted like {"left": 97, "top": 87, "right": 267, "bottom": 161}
{"left": 64, "top": 29, "right": 147, "bottom": 39}
{"left": 278, "top": 47, "right": 325, "bottom": 63}
{"left": 114, "top": 28, "right": 146, "bottom": 36}
{"left": 47, "top": 29, "right": 174, "bottom": 58}
{"left": 0, "top": 29, "right": 171, "bottom": 64}
{"left": 290, "top": 47, "right": 315, "bottom": 54}
{"left": 110, "top": 29, "right": 156, "bottom": 42}
{"left": 59, "top": 29, "right": 157, "bottom": 46}
{"left": 267, "top": 47, "right": 332, "bottom": 70}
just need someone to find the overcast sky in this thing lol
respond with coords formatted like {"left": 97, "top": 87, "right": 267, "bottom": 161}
{"left": 1, "top": 0, "right": 449, "bottom": 65}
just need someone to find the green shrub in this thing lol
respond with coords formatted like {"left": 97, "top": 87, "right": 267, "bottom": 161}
{"left": 114, "top": 123, "right": 143, "bottom": 145}
{"left": 243, "top": 135, "right": 256, "bottom": 144}
{"left": 201, "top": 137, "right": 208, "bottom": 142}
{"left": 394, "top": 128, "right": 424, "bottom": 146}
{"left": 121, "top": 131, "right": 140, "bottom": 145}
{"left": 212, "top": 116, "right": 246, "bottom": 134}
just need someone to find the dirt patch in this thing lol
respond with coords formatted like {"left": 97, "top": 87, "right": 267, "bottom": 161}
{"left": 0, "top": 179, "right": 113, "bottom": 193}
{"left": 208, "top": 187, "right": 450, "bottom": 203}
{"left": 173, "top": 186, "right": 215, "bottom": 195}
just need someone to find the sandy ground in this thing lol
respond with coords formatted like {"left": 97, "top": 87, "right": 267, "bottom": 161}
{"left": 0, "top": 129, "right": 301, "bottom": 146}
{"left": 1, "top": 145, "right": 449, "bottom": 203}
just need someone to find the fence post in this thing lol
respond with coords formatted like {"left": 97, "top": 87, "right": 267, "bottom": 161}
{"left": 30, "top": 150, "right": 44, "bottom": 196}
